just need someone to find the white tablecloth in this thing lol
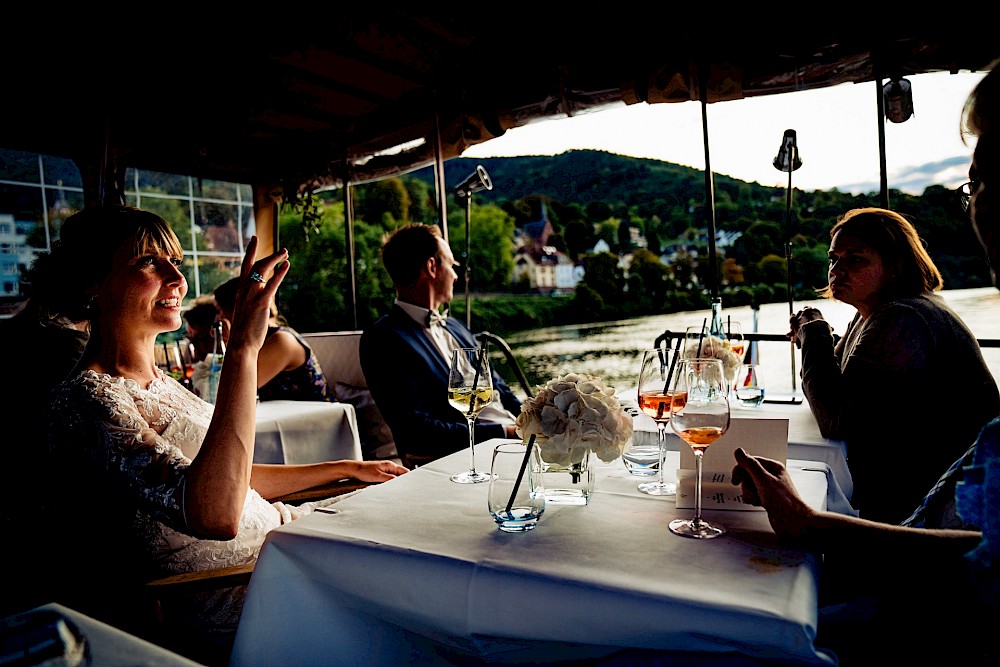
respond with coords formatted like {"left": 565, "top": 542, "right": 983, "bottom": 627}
{"left": 2, "top": 603, "right": 201, "bottom": 666}
{"left": 620, "top": 390, "right": 853, "bottom": 500}
{"left": 231, "top": 444, "right": 839, "bottom": 666}
{"left": 254, "top": 400, "right": 362, "bottom": 464}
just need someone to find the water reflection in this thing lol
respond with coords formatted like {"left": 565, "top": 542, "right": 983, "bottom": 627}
{"left": 500, "top": 287, "right": 1000, "bottom": 397}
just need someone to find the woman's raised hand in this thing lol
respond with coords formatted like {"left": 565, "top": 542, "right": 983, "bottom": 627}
{"left": 786, "top": 307, "right": 825, "bottom": 348}
{"left": 228, "top": 236, "right": 289, "bottom": 353}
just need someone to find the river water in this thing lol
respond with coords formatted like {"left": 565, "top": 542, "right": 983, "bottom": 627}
{"left": 502, "top": 286, "right": 1000, "bottom": 397}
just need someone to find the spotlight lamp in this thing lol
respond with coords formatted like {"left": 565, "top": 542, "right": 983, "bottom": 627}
{"left": 883, "top": 77, "right": 914, "bottom": 123}
{"left": 772, "top": 129, "right": 802, "bottom": 172}
{"left": 451, "top": 164, "right": 493, "bottom": 329}
{"left": 454, "top": 165, "right": 493, "bottom": 198}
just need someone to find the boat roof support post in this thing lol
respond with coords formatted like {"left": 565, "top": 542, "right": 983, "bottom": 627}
{"left": 344, "top": 177, "right": 358, "bottom": 330}
{"left": 697, "top": 62, "right": 720, "bottom": 303}
{"left": 876, "top": 77, "right": 890, "bottom": 209}
{"left": 433, "top": 109, "right": 449, "bottom": 242}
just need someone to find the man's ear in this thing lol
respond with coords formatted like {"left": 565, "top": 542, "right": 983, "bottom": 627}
{"left": 424, "top": 255, "right": 439, "bottom": 278}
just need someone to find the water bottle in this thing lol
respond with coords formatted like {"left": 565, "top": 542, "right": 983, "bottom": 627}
{"left": 207, "top": 321, "right": 226, "bottom": 404}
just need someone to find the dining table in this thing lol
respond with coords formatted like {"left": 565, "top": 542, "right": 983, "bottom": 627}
{"left": 1, "top": 603, "right": 202, "bottom": 666}
{"left": 230, "top": 441, "right": 841, "bottom": 666}
{"left": 253, "top": 399, "right": 363, "bottom": 464}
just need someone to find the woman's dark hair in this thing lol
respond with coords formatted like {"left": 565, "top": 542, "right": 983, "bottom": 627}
{"left": 23, "top": 206, "right": 183, "bottom": 323}
{"left": 817, "top": 207, "right": 942, "bottom": 301}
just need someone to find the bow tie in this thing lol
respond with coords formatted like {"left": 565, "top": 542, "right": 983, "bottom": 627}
{"left": 426, "top": 309, "right": 448, "bottom": 328}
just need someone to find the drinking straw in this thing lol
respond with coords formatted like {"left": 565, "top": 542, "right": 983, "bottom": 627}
{"left": 468, "top": 345, "right": 488, "bottom": 416}
{"left": 662, "top": 335, "right": 683, "bottom": 393}
{"left": 507, "top": 434, "right": 537, "bottom": 514}
{"left": 696, "top": 317, "right": 707, "bottom": 357}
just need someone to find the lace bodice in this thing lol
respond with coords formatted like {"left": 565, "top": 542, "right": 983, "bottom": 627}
{"left": 48, "top": 368, "right": 282, "bottom": 632}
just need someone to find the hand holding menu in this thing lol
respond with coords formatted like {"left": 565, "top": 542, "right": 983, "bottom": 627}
{"left": 675, "top": 418, "right": 789, "bottom": 511}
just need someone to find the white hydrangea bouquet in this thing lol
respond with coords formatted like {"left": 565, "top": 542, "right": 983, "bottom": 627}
{"left": 515, "top": 372, "right": 633, "bottom": 466}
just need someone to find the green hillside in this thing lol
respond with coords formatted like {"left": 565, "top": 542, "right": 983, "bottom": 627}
{"left": 278, "top": 149, "right": 991, "bottom": 336}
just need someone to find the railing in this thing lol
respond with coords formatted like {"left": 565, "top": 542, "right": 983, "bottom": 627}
{"left": 478, "top": 327, "right": 1000, "bottom": 406}
{"left": 653, "top": 329, "right": 1000, "bottom": 403}
{"left": 476, "top": 331, "right": 535, "bottom": 399}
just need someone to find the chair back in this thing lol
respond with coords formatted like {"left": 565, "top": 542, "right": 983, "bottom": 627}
{"left": 300, "top": 331, "right": 398, "bottom": 462}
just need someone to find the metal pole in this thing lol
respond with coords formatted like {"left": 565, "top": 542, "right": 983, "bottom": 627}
{"left": 465, "top": 194, "right": 472, "bottom": 330}
{"left": 697, "top": 64, "right": 719, "bottom": 303}
{"left": 344, "top": 180, "right": 358, "bottom": 330}
{"left": 876, "top": 77, "right": 889, "bottom": 209}
{"left": 433, "top": 110, "right": 449, "bottom": 242}
{"left": 784, "top": 153, "right": 797, "bottom": 393}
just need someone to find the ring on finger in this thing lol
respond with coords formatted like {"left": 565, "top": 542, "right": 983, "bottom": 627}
{"left": 249, "top": 271, "right": 266, "bottom": 284}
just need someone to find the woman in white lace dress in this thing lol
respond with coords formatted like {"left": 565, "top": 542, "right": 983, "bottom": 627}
{"left": 40, "top": 206, "right": 407, "bottom": 660}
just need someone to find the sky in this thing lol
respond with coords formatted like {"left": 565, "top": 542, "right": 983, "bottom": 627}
{"left": 460, "top": 71, "right": 986, "bottom": 196}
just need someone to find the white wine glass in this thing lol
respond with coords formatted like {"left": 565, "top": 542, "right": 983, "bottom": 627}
{"left": 448, "top": 347, "right": 495, "bottom": 484}
{"left": 669, "top": 358, "right": 731, "bottom": 539}
{"left": 635, "top": 347, "right": 681, "bottom": 496}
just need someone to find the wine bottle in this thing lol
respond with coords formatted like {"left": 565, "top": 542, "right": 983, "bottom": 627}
{"left": 207, "top": 321, "right": 226, "bottom": 404}
{"left": 709, "top": 296, "right": 725, "bottom": 339}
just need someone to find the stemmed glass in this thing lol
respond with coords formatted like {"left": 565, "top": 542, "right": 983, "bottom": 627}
{"left": 683, "top": 321, "right": 744, "bottom": 397}
{"left": 635, "top": 347, "right": 681, "bottom": 496}
{"left": 669, "top": 358, "right": 731, "bottom": 539}
{"left": 448, "top": 347, "right": 495, "bottom": 484}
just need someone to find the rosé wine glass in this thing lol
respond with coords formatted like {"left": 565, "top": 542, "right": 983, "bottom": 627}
{"left": 635, "top": 347, "right": 683, "bottom": 496}
{"left": 669, "top": 358, "right": 730, "bottom": 539}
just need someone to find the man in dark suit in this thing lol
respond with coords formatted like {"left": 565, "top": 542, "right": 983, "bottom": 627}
{"left": 361, "top": 223, "right": 521, "bottom": 463}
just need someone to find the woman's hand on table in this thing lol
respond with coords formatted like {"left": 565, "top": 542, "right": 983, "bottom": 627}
{"left": 731, "top": 447, "right": 817, "bottom": 540}
{"left": 347, "top": 459, "right": 410, "bottom": 482}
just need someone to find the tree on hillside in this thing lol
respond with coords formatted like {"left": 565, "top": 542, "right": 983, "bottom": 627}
{"left": 596, "top": 219, "right": 619, "bottom": 251}
{"left": 360, "top": 177, "right": 410, "bottom": 228}
{"left": 564, "top": 219, "right": 596, "bottom": 261}
{"left": 581, "top": 251, "right": 624, "bottom": 304}
{"left": 404, "top": 178, "right": 435, "bottom": 225}
{"left": 586, "top": 201, "right": 612, "bottom": 222}
{"left": 628, "top": 248, "right": 670, "bottom": 302}
{"left": 617, "top": 219, "right": 633, "bottom": 251}
{"left": 447, "top": 203, "right": 516, "bottom": 291}
{"left": 278, "top": 200, "right": 349, "bottom": 331}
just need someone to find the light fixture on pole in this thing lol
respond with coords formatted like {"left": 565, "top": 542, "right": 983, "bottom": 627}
{"left": 883, "top": 77, "right": 914, "bottom": 124}
{"left": 453, "top": 165, "right": 493, "bottom": 329}
{"left": 773, "top": 129, "right": 802, "bottom": 401}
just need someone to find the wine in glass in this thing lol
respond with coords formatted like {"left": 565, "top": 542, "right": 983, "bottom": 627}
{"left": 669, "top": 357, "right": 730, "bottom": 538}
{"left": 448, "top": 347, "right": 495, "bottom": 484}
{"left": 635, "top": 347, "right": 683, "bottom": 496}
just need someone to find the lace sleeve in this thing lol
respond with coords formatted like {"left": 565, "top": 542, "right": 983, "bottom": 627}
{"left": 48, "top": 372, "right": 191, "bottom": 531}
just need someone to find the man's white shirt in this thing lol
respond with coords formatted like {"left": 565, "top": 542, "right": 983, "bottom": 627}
{"left": 395, "top": 299, "right": 517, "bottom": 425}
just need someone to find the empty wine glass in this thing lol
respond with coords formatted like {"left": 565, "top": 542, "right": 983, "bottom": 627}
{"left": 669, "top": 358, "right": 731, "bottom": 539}
{"left": 635, "top": 347, "right": 681, "bottom": 496}
{"left": 448, "top": 347, "right": 495, "bottom": 484}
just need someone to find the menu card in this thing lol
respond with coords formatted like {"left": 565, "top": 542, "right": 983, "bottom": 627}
{"left": 675, "top": 418, "right": 788, "bottom": 511}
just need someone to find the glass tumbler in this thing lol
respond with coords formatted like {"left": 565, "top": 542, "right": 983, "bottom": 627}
{"left": 734, "top": 363, "right": 765, "bottom": 408}
{"left": 488, "top": 442, "right": 545, "bottom": 532}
